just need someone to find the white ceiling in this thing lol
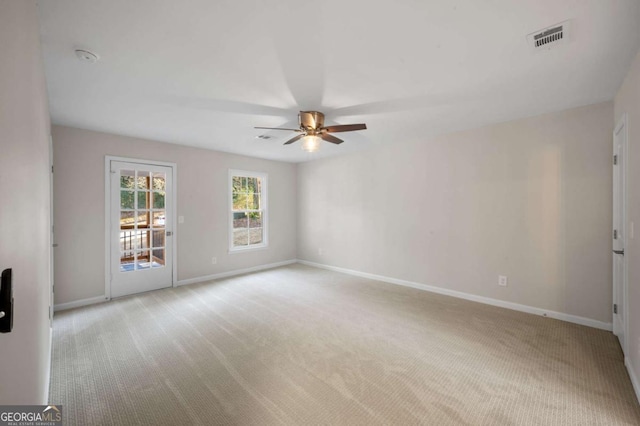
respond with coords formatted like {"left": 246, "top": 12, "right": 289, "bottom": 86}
{"left": 37, "top": 0, "right": 640, "bottom": 163}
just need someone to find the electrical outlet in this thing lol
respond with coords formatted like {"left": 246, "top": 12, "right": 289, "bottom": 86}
{"left": 178, "top": 215, "right": 185, "bottom": 224}
{"left": 318, "top": 248, "right": 323, "bottom": 256}
{"left": 498, "top": 275, "right": 508, "bottom": 287}
{"left": 211, "top": 257, "right": 217, "bottom": 265}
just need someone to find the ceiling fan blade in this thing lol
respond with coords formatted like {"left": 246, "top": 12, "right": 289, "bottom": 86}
{"left": 254, "top": 127, "right": 301, "bottom": 131}
{"left": 321, "top": 124, "right": 367, "bottom": 133}
{"left": 320, "top": 133, "right": 343, "bottom": 144}
{"left": 283, "top": 134, "right": 305, "bottom": 145}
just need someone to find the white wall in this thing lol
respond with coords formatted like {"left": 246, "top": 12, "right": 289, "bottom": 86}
{"left": 52, "top": 126, "right": 297, "bottom": 305}
{"left": 614, "top": 49, "right": 640, "bottom": 396}
{"left": 0, "top": 0, "right": 52, "bottom": 404}
{"left": 298, "top": 102, "right": 613, "bottom": 325}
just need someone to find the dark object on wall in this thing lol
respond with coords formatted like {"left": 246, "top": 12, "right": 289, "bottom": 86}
{"left": 0, "top": 268, "right": 13, "bottom": 333}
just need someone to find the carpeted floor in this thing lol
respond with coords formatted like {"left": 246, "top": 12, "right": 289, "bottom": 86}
{"left": 49, "top": 264, "right": 640, "bottom": 425}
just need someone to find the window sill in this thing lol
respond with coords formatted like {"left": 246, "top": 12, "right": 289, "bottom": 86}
{"left": 228, "top": 244, "right": 269, "bottom": 254}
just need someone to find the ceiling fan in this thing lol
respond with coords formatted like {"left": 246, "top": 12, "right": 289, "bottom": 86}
{"left": 255, "top": 111, "right": 367, "bottom": 152}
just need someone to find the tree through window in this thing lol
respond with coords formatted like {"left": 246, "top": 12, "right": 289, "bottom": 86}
{"left": 229, "top": 170, "right": 267, "bottom": 251}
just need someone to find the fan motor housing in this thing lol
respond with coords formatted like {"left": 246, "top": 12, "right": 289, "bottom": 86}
{"left": 299, "top": 111, "right": 325, "bottom": 130}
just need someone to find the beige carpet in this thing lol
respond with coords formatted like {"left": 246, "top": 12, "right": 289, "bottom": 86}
{"left": 49, "top": 264, "right": 640, "bottom": 425}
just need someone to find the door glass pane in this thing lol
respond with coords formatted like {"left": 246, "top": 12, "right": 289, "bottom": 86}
{"left": 152, "top": 211, "right": 166, "bottom": 227}
{"left": 121, "top": 191, "right": 134, "bottom": 209}
{"left": 138, "top": 250, "right": 151, "bottom": 268}
{"left": 120, "top": 251, "right": 135, "bottom": 272}
{"left": 127, "top": 231, "right": 139, "bottom": 250}
{"left": 152, "top": 230, "right": 165, "bottom": 248}
{"left": 137, "top": 171, "right": 150, "bottom": 189}
{"left": 120, "top": 231, "right": 135, "bottom": 251}
{"left": 153, "top": 191, "right": 165, "bottom": 209}
{"left": 137, "top": 211, "right": 150, "bottom": 228}
{"left": 137, "top": 191, "right": 149, "bottom": 209}
{"left": 152, "top": 173, "right": 165, "bottom": 190}
{"left": 121, "top": 170, "right": 135, "bottom": 189}
{"left": 152, "top": 249, "right": 165, "bottom": 267}
{"left": 120, "top": 211, "right": 135, "bottom": 228}
{"left": 136, "top": 230, "right": 151, "bottom": 250}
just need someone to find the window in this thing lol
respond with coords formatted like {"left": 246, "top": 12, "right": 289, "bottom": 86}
{"left": 229, "top": 170, "right": 267, "bottom": 251}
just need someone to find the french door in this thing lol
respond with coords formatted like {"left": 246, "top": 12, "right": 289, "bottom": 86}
{"left": 108, "top": 159, "right": 174, "bottom": 298}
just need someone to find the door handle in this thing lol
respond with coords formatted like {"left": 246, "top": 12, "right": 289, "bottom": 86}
{"left": 613, "top": 249, "right": 624, "bottom": 255}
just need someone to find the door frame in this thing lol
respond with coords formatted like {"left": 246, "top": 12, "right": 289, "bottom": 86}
{"left": 104, "top": 156, "right": 178, "bottom": 300}
{"left": 49, "top": 134, "right": 54, "bottom": 326}
{"left": 612, "top": 113, "right": 629, "bottom": 356}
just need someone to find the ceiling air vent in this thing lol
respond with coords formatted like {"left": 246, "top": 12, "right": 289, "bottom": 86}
{"left": 527, "top": 20, "right": 571, "bottom": 51}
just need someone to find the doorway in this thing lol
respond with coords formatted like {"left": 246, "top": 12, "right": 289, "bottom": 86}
{"left": 612, "top": 114, "right": 628, "bottom": 355}
{"left": 106, "top": 157, "right": 176, "bottom": 298}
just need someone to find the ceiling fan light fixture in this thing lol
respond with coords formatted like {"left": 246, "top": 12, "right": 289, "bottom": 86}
{"left": 301, "top": 135, "right": 321, "bottom": 153}
{"left": 255, "top": 111, "right": 366, "bottom": 150}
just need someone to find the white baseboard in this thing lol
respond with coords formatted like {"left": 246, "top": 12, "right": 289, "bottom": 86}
{"left": 297, "top": 260, "right": 612, "bottom": 332}
{"left": 176, "top": 259, "right": 297, "bottom": 287}
{"left": 54, "top": 296, "right": 107, "bottom": 312}
{"left": 54, "top": 260, "right": 297, "bottom": 311}
{"left": 626, "top": 357, "right": 640, "bottom": 404}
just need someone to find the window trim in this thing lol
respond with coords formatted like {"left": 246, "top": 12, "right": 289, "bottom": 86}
{"left": 228, "top": 169, "right": 268, "bottom": 253}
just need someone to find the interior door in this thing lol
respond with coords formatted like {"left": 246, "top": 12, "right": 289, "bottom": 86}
{"left": 110, "top": 160, "right": 173, "bottom": 298}
{"left": 612, "top": 116, "right": 627, "bottom": 354}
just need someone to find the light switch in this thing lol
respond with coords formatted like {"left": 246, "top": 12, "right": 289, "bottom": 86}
{"left": 178, "top": 216, "right": 184, "bottom": 224}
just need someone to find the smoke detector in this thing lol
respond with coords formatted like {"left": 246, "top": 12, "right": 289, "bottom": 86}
{"left": 74, "top": 49, "right": 99, "bottom": 63}
{"left": 527, "top": 20, "right": 571, "bottom": 51}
